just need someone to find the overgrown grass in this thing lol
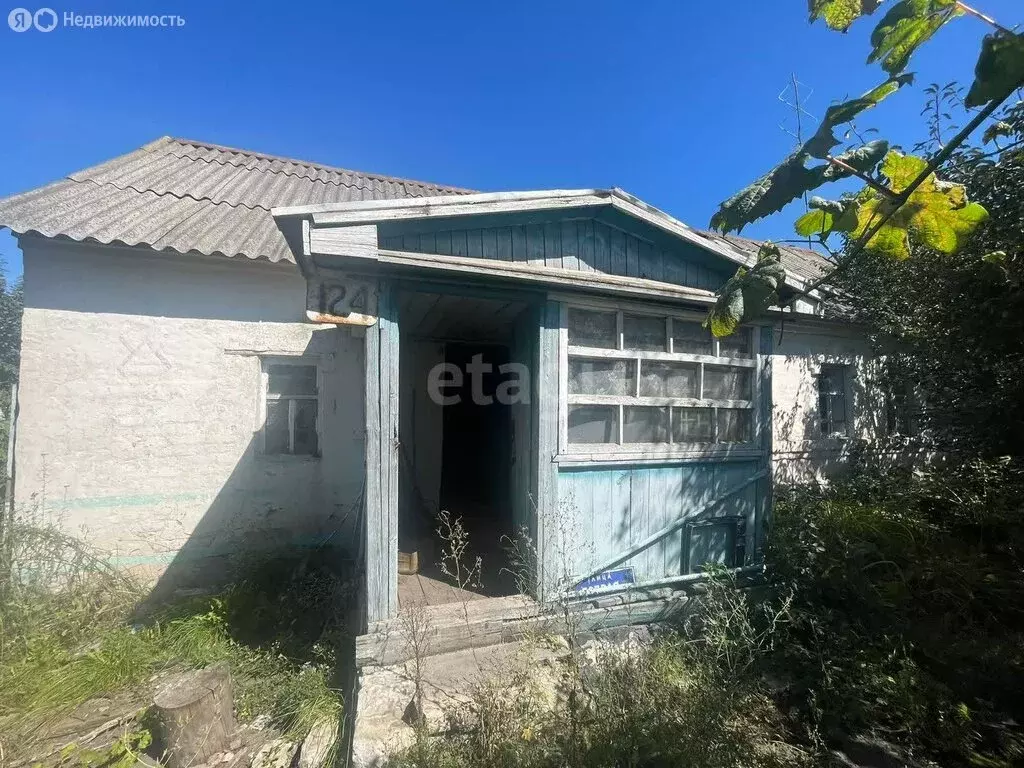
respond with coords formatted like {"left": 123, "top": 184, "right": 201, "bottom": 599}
{"left": 0, "top": 521, "right": 349, "bottom": 763}
{"left": 393, "top": 569, "right": 809, "bottom": 768}
{"left": 390, "top": 459, "right": 1024, "bottom": 768}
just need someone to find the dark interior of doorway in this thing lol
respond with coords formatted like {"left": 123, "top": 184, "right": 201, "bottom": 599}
{"left": 397, "top": 290, "right": 531, "bottom": 607}
{"left": 438, "top": 342, "right": 516, "bottom": 595}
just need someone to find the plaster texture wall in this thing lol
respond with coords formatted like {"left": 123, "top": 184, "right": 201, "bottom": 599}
{"left": 769, "top": 323, "right": 892, "bottom": 485}
{"left": 15, "top": 237, "right": 365, "bottom": 588}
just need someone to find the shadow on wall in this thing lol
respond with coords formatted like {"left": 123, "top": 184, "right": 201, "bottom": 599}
{"left": 131, "top": 327, "right": 363, "bottom": 617}
{"left": 770, "top": 350, "right": 934, "bottom": 488}
{"left": 13, "top": 244, "right": 368, "bottom": 620}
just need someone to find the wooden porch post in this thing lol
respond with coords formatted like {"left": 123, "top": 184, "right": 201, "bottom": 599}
{"left": 364, "top": 280, "right": 399, "bottom": 626}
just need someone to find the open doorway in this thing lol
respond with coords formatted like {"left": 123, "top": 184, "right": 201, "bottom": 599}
{"left": 397, "top": 290, "right": 534, "bottom": 609}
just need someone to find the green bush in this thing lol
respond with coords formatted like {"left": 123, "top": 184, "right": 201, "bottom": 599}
{"left": 765, "top": 461, "right": 1024, "bottom": 765}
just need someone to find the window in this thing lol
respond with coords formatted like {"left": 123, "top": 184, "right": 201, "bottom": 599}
{"left": 563, "top": 305, "right": 758, "bottom": 452}
{"left": 885, "top": 381, "right": 917, "bottom": 437}
{"left": 263, "top": 361, "right": 319, "bottom": 456}
{"left": 685, "top": 517, "right": 746, "bottom": 573}
{"left": 816, "top": 365, "right": 849, "bottom": 437}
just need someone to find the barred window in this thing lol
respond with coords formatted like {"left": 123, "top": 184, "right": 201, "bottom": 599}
{"left": 263, "top": 361, "right": 320, "bottom": 456}
{"left": 563, "top": 306, "right": 758, "bottom": 452}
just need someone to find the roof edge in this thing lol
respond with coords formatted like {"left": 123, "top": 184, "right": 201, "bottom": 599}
{"left": 274, "top": 186, "right": 821, "bottom": 295}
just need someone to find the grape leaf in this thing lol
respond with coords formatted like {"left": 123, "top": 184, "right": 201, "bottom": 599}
{"left": 794, "top": 197, "right": 861, "bottom": 236}
{"left": 705, "top": 244, "right": 787, "bottom": 337}
{"left": 853, "top": 150, "right": 989, "bottom": 259}
{"left": 710, "top": 74, "right": 909, "bottom": 234}
{"left": 868, "top": 0, "right": 959, "bottom": 75}
{"left": 711, "top": 139, "right": 888, "bottom": 233}
{"left": 795, "top": 209, "right": 835, "bottom": 236}
{"left": 965, "top": 32, "right": 1024, "bottom": 108}
{"left": 809, "top": 0, "right": 883, "bottom": 31}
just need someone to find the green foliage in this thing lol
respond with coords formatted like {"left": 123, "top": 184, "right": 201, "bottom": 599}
{"left": 835, "top": 100, "right": 1024, "bottom": 454}
{"left": 710, "top": 74, "right": 904, "bottom": 233}
{"left": 0, "top": 521, "right": 345, "bottom": 762}
{"left": 808, "top": 0, "right": 882, "bottom": 31}
{"left": 965, "top": 32, "right": 1024, "bottom": 108}
{"left": 705, "top": 244, "right": 786, "bottom": 337}
{"left": 55, "top": 728, "right": 152, "bottom": 768}
{"left": 765, "top": 462, "right": 1024, "bottom": 764}
{"left": 793, "top": 196, "right": 860, "bottom": 236}
{"left": 394, "top": 631, "right": 805, "bottom": 768}
{"left": 852, "top": 149, "right": 988, "bottom": 259}
{"left": 868, "top": 0, "right": 960, "bottom": 75}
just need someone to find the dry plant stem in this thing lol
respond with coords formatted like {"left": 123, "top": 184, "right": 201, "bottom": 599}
{"left": 780, "top": 90, "right": 1013, "bottom": 309}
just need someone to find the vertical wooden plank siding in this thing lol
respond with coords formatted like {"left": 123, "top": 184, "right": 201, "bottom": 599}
{"left": 378, "top": 217, "right": 732, "bottom": 293}
{"left": 556, "top": 461, "right": 762, "bottom": 586}
{"left": 535, "top": 300, "right": 561, "bottom": 600}
{"left": 364, "top": 282, "right": 400, "bottom": 624}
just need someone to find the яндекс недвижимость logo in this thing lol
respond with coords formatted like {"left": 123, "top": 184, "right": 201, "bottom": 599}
{"left": 7, "top": 8, "right": 184, "bottom": 31}
{"left": 8, "top": 7, "right": 56, "bottom": 31}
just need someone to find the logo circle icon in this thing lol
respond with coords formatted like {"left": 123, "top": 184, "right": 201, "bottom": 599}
{"left": 33, "top": 7, "right": 57, "bottom": 31}
{"left": 7, "top": 7, "right": 33, "bottom": 31}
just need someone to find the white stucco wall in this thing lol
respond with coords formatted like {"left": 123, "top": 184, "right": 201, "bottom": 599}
{"left": 769, "top": 322, "right": 890, "bottom": 485}
{"left": 15, "top": 237, "right": 365, "bottom": 588}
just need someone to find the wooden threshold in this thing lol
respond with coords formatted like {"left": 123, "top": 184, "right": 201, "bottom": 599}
{"left": 355, "top": 588, "right": 692, "bottom": 667}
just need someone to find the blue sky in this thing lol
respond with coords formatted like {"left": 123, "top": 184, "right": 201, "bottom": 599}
{"left": 0, "top": 0, "right": 1018, "bottom": 280}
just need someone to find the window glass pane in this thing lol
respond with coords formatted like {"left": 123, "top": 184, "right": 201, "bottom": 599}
{"left": 568, "top": 405, "right": 618, "bottom": 444}
{"left": 293, "top": 400, "right": 319, "bottom": 456}
{"left": 672, "top": 320, "right": 713, "bottom": 355}
{"left": 568, "top": 308, "right": 617, "bottom": 349}
{"left": 622, "top": 314, "right": 666, "bottom": 351}
{"left": 672, "top": 408, "right": 714, "bottom": 442}
{"left": 265, "top": 400, "right": 290, "bottom": 454}
{"left": 687, "top": 522, "right": 736, "bottom": 573}
{"left": 817, "top": 366, "right": 848, "bottom": 435}
{"left": 268, "top": 364, "right": 317, "bottom": 397}
{"left": 719, "top": 329, "right": 751, "bottom": 358}
{"left": 623, "top": 406, "right": 669, "bottom": 443}
{"left": 568, "top": 358, "right": 635, "bottom": 396}
{"left": 640, "top": 360, "right": 698, "bottom": 398}
{"left": 718, "top": 409, "right": 752, "bottom": 442}
{"left": 704, "top": 366, "right": 752, "bottom": 401}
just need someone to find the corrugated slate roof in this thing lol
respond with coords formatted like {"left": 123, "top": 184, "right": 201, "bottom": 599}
{"left": 0, "top": 135, "right": 831, "bottom": 281}
{"left": 0, "top": 136, "right": 473, "bottom": 263}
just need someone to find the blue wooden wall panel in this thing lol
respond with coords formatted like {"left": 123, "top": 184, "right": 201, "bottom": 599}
{"left": 379, "top": 216, "right": 732, "bottom": 293}
{"left": 556, "top": 460, "right": 760, "bottom": 587}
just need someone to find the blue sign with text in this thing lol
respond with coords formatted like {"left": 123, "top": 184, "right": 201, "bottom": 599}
{"left": 573, "top": 567, "right": 636, "bottom": 595}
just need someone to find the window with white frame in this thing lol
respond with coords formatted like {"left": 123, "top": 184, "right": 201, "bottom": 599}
{"left": 562, "top": 305, "right": 758, "bottom": 452}
{"left": 263, "top": 360, "right": 320, "bottom": 456}
{"left": 816, "top": 364, "right": 849, "bottom": 437}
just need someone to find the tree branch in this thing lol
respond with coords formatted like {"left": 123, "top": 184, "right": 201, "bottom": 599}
{"left": 955, "top": 1, "right": 1013, "bottom": 35}
{"left": 779, "top": 91, "right": 1011, "bottom": 308}
{"left": 827, "top": 155, "right": 899, "bottom": 198}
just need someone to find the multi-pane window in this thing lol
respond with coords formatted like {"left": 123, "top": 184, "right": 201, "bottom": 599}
{"left": 816, "top": 365, "right": 849, "bottom": 437}
{"left": 564, "top": 306, "right": 757, "bottom": 450}
{"left": 264, "top": 362, "right": 319, "bottom": 456}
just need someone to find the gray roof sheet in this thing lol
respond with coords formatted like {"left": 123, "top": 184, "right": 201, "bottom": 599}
{"left": 0, "top": 136, "right": 472, "bottom": 263}
{"left": 0, "top": 135, "right": 831, "bottom": 281}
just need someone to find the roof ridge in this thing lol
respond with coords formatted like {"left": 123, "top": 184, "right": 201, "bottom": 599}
{"left": 161, "top": 136, "right": 476, "bottom": 194}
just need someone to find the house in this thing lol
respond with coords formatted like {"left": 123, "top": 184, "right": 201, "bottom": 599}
{"left": 0, "top": 136, "right": 895, "bottom": 641}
